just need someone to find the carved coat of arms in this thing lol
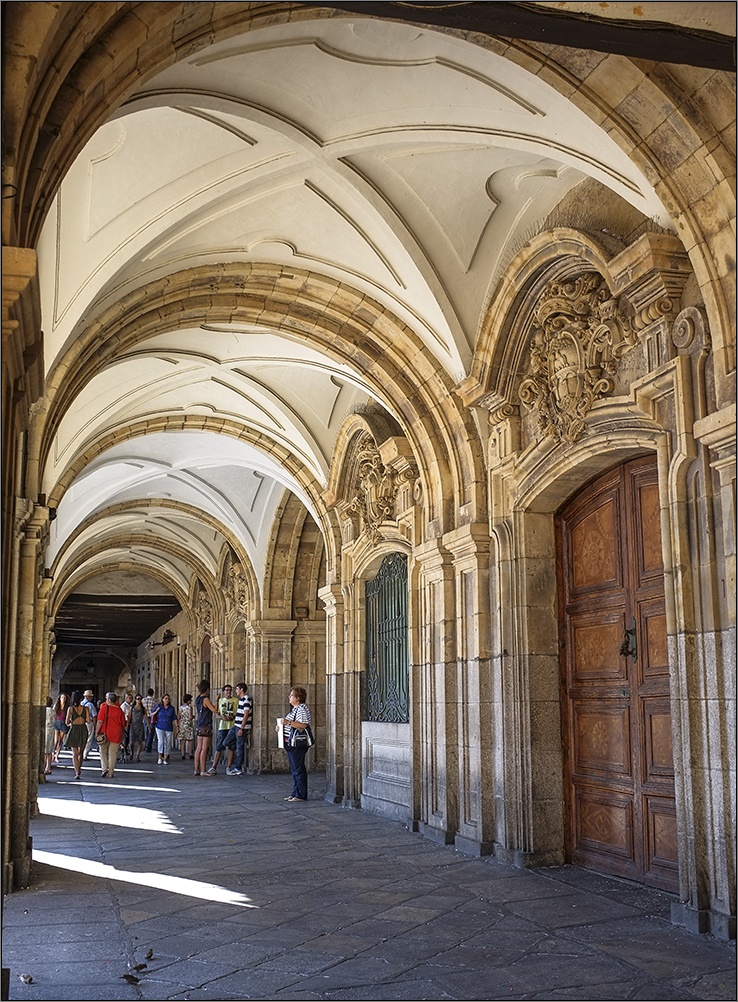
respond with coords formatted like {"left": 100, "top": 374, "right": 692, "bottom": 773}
{"left": 518, "top": 273, "right": 635, "bottom": 444}
{"left": 345, "top": 435, "right": 417, "bottom": 545}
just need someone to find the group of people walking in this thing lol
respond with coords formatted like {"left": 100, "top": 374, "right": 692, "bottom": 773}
{"left": 44, "top": 681, "right": 313, "bottom": 800}
{"left": 45, "top": 680, "right": 256, "bottom": 781}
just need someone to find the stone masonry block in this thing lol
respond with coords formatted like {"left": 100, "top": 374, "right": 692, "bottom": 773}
{"left": 582, "top": 55, "right": 646, "bottom": 109}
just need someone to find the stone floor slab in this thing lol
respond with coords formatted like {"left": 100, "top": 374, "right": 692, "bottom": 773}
{"left": 3, "top": 764, "right": 733, "bottom": 1001}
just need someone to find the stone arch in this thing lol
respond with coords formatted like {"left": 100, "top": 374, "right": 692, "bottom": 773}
{"left": 262, "top": 491, "right": 326, "bottom": 621}
{"left": 217, "top": 543, "right": 260, "bottom": 625}
{"left": 461, "top": 228, "right": 615, "bottom": 408}
{"left": 50, "top": 532, "right": 217, "bottom": 602}
{"left": 40, "top": 414, "right": 344, "bottom": 585}
{"left": 38, "top": 265, "right": 486, "bottom": 537}
{"left": 49, "top": 498, "right": 253, "bottom": 581}
{"left": 49, "top": 561, "right": 189, "bottom": 626}
{"left": 5, "top": 6, "right": 732, "bottom": 377}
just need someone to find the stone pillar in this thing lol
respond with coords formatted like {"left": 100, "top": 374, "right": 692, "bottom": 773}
{"left": 320, "top": 584, "right": 344, "bottom": 803}
{"left": 444, "top": 524, "right": 495, "bottom": 855}
{"left": 414, "top": 537, "right": 457, "bottom": 843}
{"left": 4, "top": 501, "right": 50, "bottom": 890}
{"left": 247, "top": 620, "right": 296, "bottom": 773}
{"left": 670, "top": 403, "right": 736, "bottom": 940}
{"left": 293, "top": 619, "right": 326, "bottom": 772}
{"left": 30, "top": 577, "right": 52, "bottom": 801}
{"left": 339, "top": 581, "right": 363, "bottom": 808}
{"left": 499, "top": 508, "right": 563, "bottom": 867}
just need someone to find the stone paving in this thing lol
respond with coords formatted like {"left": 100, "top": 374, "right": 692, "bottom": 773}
{"left": 2, "top": 749, "right": 735, "bottom": 1001}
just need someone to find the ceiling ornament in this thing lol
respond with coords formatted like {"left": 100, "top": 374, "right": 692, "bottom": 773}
{"left": 518, "top": 273, "right": 635, "bottom": 444}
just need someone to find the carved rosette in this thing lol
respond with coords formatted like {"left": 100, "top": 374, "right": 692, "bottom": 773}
{"left": 345, "top": 435, "right": 417, "bottom": 545}
{"left": 518, "top": 273, "right": 635, "bottom": 444}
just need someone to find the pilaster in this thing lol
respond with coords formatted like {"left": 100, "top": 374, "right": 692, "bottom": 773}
{"left": 247, "top": 619, "right": 296, "bottom": 773}
{"left": 414, "top": 537, "right": 457, "bottom": 844}
{"left": 443, "top": 523, "right": 495, "bottom": 856}
{"left": 319, "top": 584, "right": 344, "bottom": 803}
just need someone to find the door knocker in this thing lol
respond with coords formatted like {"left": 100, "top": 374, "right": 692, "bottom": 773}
{"left": 619, "top": 616, "right": 637, "bottom": 661}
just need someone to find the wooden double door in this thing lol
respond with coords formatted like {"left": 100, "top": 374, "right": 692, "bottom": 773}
{"left": 558, "top": 456, "right": 678, "bottom": 892}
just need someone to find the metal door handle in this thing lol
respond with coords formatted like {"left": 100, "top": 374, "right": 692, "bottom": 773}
{"left": 619, "top": 616, "right": 637, "bottom": 660}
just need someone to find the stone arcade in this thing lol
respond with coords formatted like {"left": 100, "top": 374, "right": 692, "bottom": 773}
{"left": 2, "top": 2, "right": 735, "bottom": 941}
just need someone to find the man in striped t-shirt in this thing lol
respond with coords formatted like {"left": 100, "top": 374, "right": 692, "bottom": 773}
{"left": 227, "top": 682, "right": 252, "bottom": 776}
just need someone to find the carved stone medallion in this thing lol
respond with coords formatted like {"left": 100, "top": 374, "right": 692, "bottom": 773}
{"left": 519, "top": 273, "right": 635, "bottom": 444}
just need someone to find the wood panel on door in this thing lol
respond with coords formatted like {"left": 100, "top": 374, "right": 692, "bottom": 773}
{"left": 559, "top": 457, "right": 678, "bottom": 892}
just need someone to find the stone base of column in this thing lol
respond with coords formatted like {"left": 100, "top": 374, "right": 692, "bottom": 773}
{"left": 671, "top": 901, "right": 736, "bottom": 940}
{"left": 454, "top": 833, "right": 495, "bottom": 856}
{"left": 342, "top": 796, "right": 361, "bottom": 809}
{"left": 493, "top": 845, "right": 564, "bottom": 868}
{"left": 419, "top": 820, "right": 454, "bottom": 845}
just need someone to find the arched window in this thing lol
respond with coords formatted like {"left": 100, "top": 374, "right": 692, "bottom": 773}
{"left": 365, "top": 553, "right": 409, "bottom": 723}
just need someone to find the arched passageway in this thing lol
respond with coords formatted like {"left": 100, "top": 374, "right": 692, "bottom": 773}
{"left": 2, "top": 2, "right": 734, "bottom": 940}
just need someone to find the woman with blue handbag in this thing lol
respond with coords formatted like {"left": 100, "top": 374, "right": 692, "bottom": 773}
{"left": 277, "top": 687, "right": 314, "bottom": 802}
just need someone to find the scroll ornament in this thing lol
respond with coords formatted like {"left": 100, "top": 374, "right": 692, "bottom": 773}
{"left": 196, "top": 591, "right": 213, "bottom": 633}
{"left": 226, "top": 562, "right": 249, "bottom": 614}
{"left": 518, "top": 273, "right": 636, "bottom": 444}
{"left": 347, "top": 436, "right": 416, "bottom": 544}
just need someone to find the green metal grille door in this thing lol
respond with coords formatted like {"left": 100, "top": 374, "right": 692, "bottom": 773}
{"left": 365, "top": 553, "right": 409, "bottom": 723}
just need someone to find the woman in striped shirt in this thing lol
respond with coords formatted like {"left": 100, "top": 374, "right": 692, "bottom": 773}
{"left": 278, "top": 687, "right": 312, "bottom": 802}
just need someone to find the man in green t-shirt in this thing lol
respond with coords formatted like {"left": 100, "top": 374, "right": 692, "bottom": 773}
{"left": 206, "top": 685, "right": 238, "bottom": 775}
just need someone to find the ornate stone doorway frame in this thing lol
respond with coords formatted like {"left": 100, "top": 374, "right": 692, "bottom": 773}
{"left": 463, "top": 229, "right": 731, "bottom": 935}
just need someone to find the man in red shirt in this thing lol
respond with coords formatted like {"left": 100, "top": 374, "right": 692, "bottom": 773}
{"left": 96, "top": 692, "right": 127, "bottom": 779}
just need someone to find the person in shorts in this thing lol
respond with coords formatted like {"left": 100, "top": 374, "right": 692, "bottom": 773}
{"left": 206, "top": 685, "right": 238, "bottom": 775}
{"left": 227, "top": 682, "right": 252, "bottom": 776}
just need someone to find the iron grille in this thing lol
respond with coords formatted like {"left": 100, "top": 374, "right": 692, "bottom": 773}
{"left": 365, "top": 552, "right": 409, "bottom": 723}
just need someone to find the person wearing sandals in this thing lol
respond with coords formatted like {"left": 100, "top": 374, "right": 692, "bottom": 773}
{"left": 194, "top": 679, "right": 218, "bottom": 776}
{"left": 128, "top": 694, "right": 148, "bottom": 761}
{"left": 52, "top": 692, "right": 70, "bottom": 762}
{"left": 178, "top": 693, "right": 195, "bottom": 759}
{"left": 43, "top": 696, "right": 55, "bottom": 775}
{"left": 277, "top": 687, "right": 312, "bottom": 802}
{"left": 96, "top": 692, "right": 126, "bottom": 778}
{"left": 64, "top": 691, "right": 91, "bottom": 780}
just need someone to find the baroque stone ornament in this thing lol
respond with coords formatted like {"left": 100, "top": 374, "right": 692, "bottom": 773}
{"left": 196, "top": 589, "right": 213, "bottom": 633}
{"left": 518, "top": 273, "right": 636, "bottom": 444}
{"left": 226, "top": 561, "right": 249, "bottom": 614}
{"left": 346, "top": 435, "right": 416, "bottom": 545}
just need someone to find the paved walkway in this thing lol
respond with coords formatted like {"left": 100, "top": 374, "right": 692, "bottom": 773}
{"left": 2, "top": 749, "right": 735, "bottom": 1001}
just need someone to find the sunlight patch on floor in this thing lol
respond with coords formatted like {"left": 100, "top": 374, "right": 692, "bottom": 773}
{"left": 33, "top": 850, "right": 258, "bottom": 907}
{"left": 38, "top": 796, "right": 182, "bottom": 832}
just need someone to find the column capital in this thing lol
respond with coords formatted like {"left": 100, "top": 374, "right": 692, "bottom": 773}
{"left": 318, "top": 584, "right": 344, "bottom": 615}
{"left": 442, "top": 522, "right": 491, "bottom": 563}
{"left": 246, "top": 619, "right": 297, "bottom": 642}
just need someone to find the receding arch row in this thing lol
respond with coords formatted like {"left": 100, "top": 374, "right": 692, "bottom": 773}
{"left": 49, "top": 560, "right": 191, "bottom": 633}
{"left": 39, "top": 264, "right": 487, "bottom": 537}
{"left": 51, "top": 531, "right": 221, "bottom": 612}
{"left": 49, "top": 497, "right": 261, "bottom": 611}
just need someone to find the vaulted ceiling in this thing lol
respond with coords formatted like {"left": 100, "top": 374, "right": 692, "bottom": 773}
{"left": 40, "top": 6, "right": 714, "bottom": 648}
